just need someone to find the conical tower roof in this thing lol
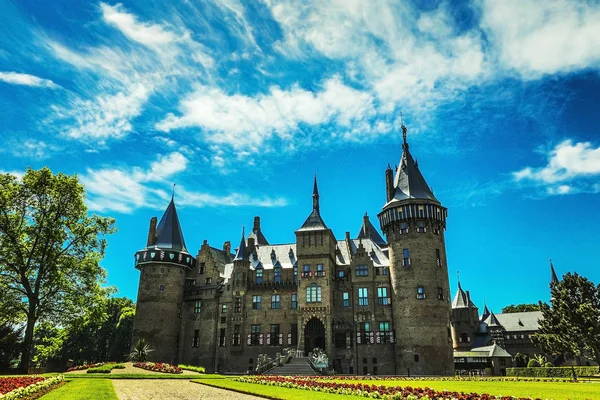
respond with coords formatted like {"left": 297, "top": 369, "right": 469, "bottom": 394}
{"left": 484, "top": 311, "right": 502, "bottom": 327}
{"left": 386, "top": 123, "right": 438, "bottom": 206}
{"left": 480, "top": 301, "right": 491, "bottom": 322}
{"left": 357, "top": 213, "right": 386, "bottom": 246}
{"left": 298, "top": 175, "right": 328, "bottom": 231}
{"left": 452, "top": 280, "right": 477, "bottom": 309}
{"left": 153, "top": 196, "right": 188, "bottom": 252}
{"left": 550, "top": 259, "right": 559, "bottom": 284}
{"left": 233, "top": 227, "right": 247, "bottom": 261}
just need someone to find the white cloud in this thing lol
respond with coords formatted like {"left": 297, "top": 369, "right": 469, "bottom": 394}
{"left": 156, "top": 76, "right": 377, "bottom": 151}
{"left": 514, "top": 140, "right": 600, "bottom": 195}
{"left": 0, "top": 170, "right": 25, "bottom": 180}
{"left": 480, "top": 0, "right": 600, "bottom": 77}
{"left": 81, "top": 152, "right": 286, "bottom": 212}
{"left": 0, "top": 71, "right": 58, "bottom": 88}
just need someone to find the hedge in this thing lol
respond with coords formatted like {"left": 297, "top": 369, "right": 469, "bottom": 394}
{"left": 506, "top": 366, "right": 599, "bottom": 377}
{"left": 87, "top": 363, "right": 125, "bottom": 373}
{"left": 179, "top": 365, "right": 205, "bottom": 373}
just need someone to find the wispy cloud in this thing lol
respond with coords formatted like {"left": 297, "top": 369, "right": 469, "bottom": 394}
{"left": 480, "top": 0, "right": 600, "bottom": 78}
{"left": 0, "top": 170, "right": 25, "bottom": 180}
{"left": 0, "top": 71, "right": 58, "bottom": 88}
{"left": 81, "top": 151, "right": 287, "bottom": 213}
{"left": 514, "top": 140, "right": 600, "bottom": 195}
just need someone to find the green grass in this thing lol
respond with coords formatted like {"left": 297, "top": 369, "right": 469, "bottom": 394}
{"left": 40, "top": 379, "right": 118, "bottom": 400}
{"left": 87, "top": 363, "right": 125, "bottom": 373}
{"left": 193, "top": 378, "right": 351, "bottom": 400}
{"left": 67, "top": 373, "right": 197, "bottom": 379}
{"left": 329, "top": 378, "right": 600, "bottom": 400}
{"left": 179, "top": 364, "right": 205, "bottom": 373}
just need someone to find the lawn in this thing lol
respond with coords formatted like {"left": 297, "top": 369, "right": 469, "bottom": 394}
{"left": 40, "top": 379, "right": 118, "bottom": 400}
{"left": 197, "top": 376, "right": 600, "bottom": 400}
{"left": 331, "top": 378, "right": 600, "bottom": 400}
{"left": 193, "top": 378, "right": 352, "bottom": 400}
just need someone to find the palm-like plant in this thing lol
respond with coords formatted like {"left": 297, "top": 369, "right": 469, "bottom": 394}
{"left": 533, "top": 353, "right": 548, "bottom": 366}
{"left": 129, "top": 338, "right": 153, "bottom": 362}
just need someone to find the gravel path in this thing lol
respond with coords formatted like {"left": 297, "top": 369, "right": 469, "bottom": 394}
{"left": 65, "top": 362, "right": 201, "bottom": 375}
{"left": 113, "top": 379, "right": 263, "bottom": 400}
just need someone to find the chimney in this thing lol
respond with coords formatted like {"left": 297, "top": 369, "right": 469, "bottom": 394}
{"left": 247, "top": 237, "right": 256, "bottom": 255}
{"left": 253, "top": 216, "right": 261, "bottom": 232}
{"left": 223, "top": 241, "right": 231, "bottom": 254}
{"left": 147, "top": 217, "right": 157, "bottom": 246}
{"left": 385, "top": 166, "right": 394, "bottom": 202}
{"left": 363, "top": 213, "right": 370, "bottom": 235}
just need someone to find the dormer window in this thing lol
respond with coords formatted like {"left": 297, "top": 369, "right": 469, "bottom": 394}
{"left": 400, "top": 223, "right": 409, "bottom": 234}
{"left": 302, "top": 264, "right": 311, "bottom": 278}
{"left": 417, "top": 221, "right": 426, "bottom": 233}
{"left": 417, "top": 286, "right": 425, "bottom": 299}
{"left": 198, "top": 262, "right": 206, "bottom": 275}
{"left": 402, "top": 249, "right": 411, "bottom": 267}
{"left": 316, "top": 264, "right": 325, "bottom": 277}
{"left": 256, "top": 267, "right": 263, "bottom": 284}
{"left": 274, "top": 266, "right": 282, "bottom": 283}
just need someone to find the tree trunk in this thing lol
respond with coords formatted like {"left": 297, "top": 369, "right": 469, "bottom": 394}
{"left": 18, "top": 305, "right": 36, "bottom": 374}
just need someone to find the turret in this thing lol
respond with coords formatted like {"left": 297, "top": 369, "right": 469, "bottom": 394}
{"left": 450, "top": 279, "right": 479, "bottom": 350}
{"left": 132, "top": 195, "right": 195, "bottom": 364}
{"left": 377, "top": 121, "right": 453, "bottom": 375}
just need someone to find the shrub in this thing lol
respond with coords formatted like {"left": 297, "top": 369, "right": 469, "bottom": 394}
{"left": 527, "top": 359, "right": 540, "bottom": 368}
{"left": 506, "top": 366, "right": 599, "bottom": 377}
{"left": 544, "top": 362, "right": 553, "bottom": 368}
{"left": 87, "top": 363, "right": 125, "bottom": 374}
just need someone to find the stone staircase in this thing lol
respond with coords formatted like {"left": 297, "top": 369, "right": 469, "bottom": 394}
{"left": 264, "top": 357, "right": 316, "bottom": 376}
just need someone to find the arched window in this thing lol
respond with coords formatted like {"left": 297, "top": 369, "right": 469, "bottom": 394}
{"left": 256, "top": 267, "right": 263, "bottom": 284}
{"left": 306, "top": 283, "right": 322, "bottom": 303}
{"left": 274, "top": 266, "right": 282, "bottom": 283}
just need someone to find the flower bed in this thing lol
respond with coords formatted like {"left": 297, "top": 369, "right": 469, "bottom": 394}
{"left": 66, "top": 362, "right": 104, "bottom": 372}
{"left": 312, "top": 375, "right": 575, "bottom": 383}
{"left": 234, "top": 376, "right": 545, "bottom": 400}
{"left": 133, "top": 362, "right": 182, "bottom": 374}
{"left": 0, "top": 375, "right": 64, "bottom": 399}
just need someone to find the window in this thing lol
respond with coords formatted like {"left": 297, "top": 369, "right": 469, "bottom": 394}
{"left": 219, "top": 328, "right": 226, "bottom": 347}
{"left": 338, "top": 270, "right": 345, "bottom": 278}
{"left": 271, "top": 294, "right": 281, "bottom": 309}
{"left": 379, "top": 321, "right": 390, "bottom": 331}
{"left": 194, "top": 299, "right": 202, "bottom": 313}
{"left": 270, "top": 324, "right": 280, "bottom": 346}
{"left": 362, "top": 322, "right": 370, "bottom": 332}
{"left": 417, "top": 221, "right": 426, "bottom": 233}
{"left": 291, "top": 323, "right": 298, "bottom": 346}
{"left": 220, "top": 317, "right": 226, "bottom": 324}
{"left": 159, "top": 284, "right": 165, "bottom": 291}
{"left": 221, "top": 304, "right": 228, "bottom": 313}
{"left": 233, "top": 325, "right": 241, "bottom": 346}
{"left": 414, "top": 354, "right": 420, "bottom": 362}
{"left": 377, "top": 287, "right": 389, "bottom": 305}
{"left": 417, "top": 286, "right": 425, "bottom": 300}
{"left": 306, "top": 283, "right": 322, "bottom": 303}
{"left": 251, "top": 324, "right": 260, "bottom": 346}
{"left": 205, "top": 277, "right": 212, "bottom": 285}
{"left": 418, "top": 205, "right": 424, "bottom": 218}
{"left": 302, "top": 264, "right": 311, "bottom": 278}
{"left": 335, "top": 332, "right": 346, "bottom": 348}
{"left": 373, "top": 357, "right": 378, "bottom": 364}
{"left": 199, "top": 262, "right": 205, "bottom": 274}
{"left": 252, "top": 295, "right": 262, "bottom": 310}
{"left": 460, "top": 333, "right": 468, "bottom": 343}
{"left": 256, "top": 267, "right": 263, "bottom": 284}
{"left": 358, "top": 287, "right": 369, "bottom": 306}
{"left": 342, "top": 292, "right": 350, "bottom": 307}
{"left": 400, "top": 223, "right": 409, "bottom": 234}
{"left": 192, "top": 329, "right": 199, "bottom": 347}
{"left": 355, "top": 265, "right": 368, "bottom": 277}
{"left": 234, "top": 297, "right": 242, "bottom": 313}
{"left": 291, "top": 293, "right": 298, "bottom": 309}
{"left": 293, "top": 265, "right": 298, "bottom": 281}
{"left": 437, "top": 287, "right": 444, "bottom": 300}
{"left": 274, "top": 266, "right": 282, "bottom": 283}
{"left": 375, "top": 267, "right": 388, "bottom": 276}
{"left": 187, "top": 279, "right": 196, "bottom": 287}
{"left": 402, "top": 248, "right": 411, "bottom": 267}
{"left": 379, "top": 321, "right": 391, "bottom": 343}
{"left": 316, "top": 264, "right": 325, "bottom": 277}
{"left": 373, "top": 366, "right": 378, "bottom": 375}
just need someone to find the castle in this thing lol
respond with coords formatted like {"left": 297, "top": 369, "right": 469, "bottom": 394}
{"left": 132, "top": 123, "right": 455, "bottom": 375}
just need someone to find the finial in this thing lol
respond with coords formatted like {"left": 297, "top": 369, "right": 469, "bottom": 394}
{"left": 401, "top": 112, "right": 408, "bottom": 149}
{"left": 550, "top": 258, "right": 559, "bottom": 284}
{"left": 457, "top": 270, "right": 461, "bottom": 289}
{"left": 312, "top": 173, "right": 320, "bottom": 212}
{"left": 415, "top": 158, "right": 419, "bottom": 168}
{"left": 172, "top": 183, "right": 176, "bottom": 200}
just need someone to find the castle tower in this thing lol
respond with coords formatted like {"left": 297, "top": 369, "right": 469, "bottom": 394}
{"left": 450, "top": 280, "right": 479, "bottom": 350}
{"left": 132, "top": 195, "right": 195, "bottom": 363}
{"left": 377, "top": 123, "right": 454, "bottom": 375}
{"left": 295, "top": 175, "right": 337, "bottom": 358}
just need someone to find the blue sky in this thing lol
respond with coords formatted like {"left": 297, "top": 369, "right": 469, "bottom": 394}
{"left": 1, "top": 0, "right": 600, "bottom": 314}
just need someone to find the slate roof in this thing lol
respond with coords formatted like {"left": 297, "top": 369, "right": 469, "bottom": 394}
{"left": 385, "top": 125, "right": 439, "bottom": 206}
{"left": 233, "top": 227, "right": 247, "bottom": 261}
{"left": 248, "top": 228, "right": 269, "bottom": 245}
{"left": 480, "top": 303, "right": 491, "bottom": 322}
{"left": 153, "top": 197, "right": 188, "bottom": 252}
{"left": 484, "top": 311, "right": 502, "bottom": 327}
{"left": 455, "top": 343, "right": 512, "bottom": 358}
{"left": 494, "top": 311, "right": 543, "bottom": 332}
{"left": 451, "top": 282, "right": 477, "bottom": 309}
{"left": 357, "top": 213, "right": 386, "bottom": 247}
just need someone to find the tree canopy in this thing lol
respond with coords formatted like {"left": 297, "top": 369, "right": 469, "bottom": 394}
{"left": 501, "top": 303, "right": 541, "bottom": 313}
{"left": 532, "top": 272, "right": 600, "bottom": 366}
{"left": 0, "top": 168, "right": 116, "bottom": 372}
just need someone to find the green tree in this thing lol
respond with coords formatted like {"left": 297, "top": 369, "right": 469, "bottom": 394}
{"left": 0, "top": 323, "right": 22, "bottom": 372}
{"left": 0, "top": 168, "right": 115, "bottom": 373}
{"left": 532, "top": 272, "right": 600, "bottom": 367}
{"left": 501, "top": 303, "right": 540, "bottom": 313}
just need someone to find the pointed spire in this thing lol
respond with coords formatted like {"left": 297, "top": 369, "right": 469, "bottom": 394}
{"left": 153, "top": 196, "right": 188, "bottom": 252}
{"left": 234, "top": 226, "right": 246, "bottom": 261}
{"left": 172, "top": 183, "right": 176, "bottom": 200}
{"left": 312, "top": 173, "right": 320, "bottom": 212}
{"left": 550, "top": 259, "right": 559, "bottom": 285}
{"left": 485, "top": 310, "right": 501, "bottom": 327}
{"left": 481, "top": 300, "right": 491, "bottom": 322}
{"left": 452, "top": 272, "right": 476, "bottom": 309}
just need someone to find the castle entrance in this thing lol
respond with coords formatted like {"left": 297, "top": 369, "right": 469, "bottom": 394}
{"left": 304, "top": 318, "right": 325, "bottom": 354}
